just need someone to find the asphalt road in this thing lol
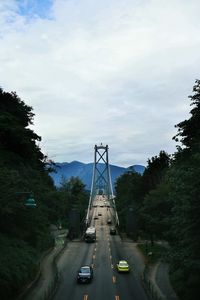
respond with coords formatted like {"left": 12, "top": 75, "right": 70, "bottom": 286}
{"left": 53, "top": 196, "right": 150, "bottom": 300}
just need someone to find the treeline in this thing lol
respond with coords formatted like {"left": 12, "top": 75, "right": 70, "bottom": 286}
{"left": 0, "top": 88, "right": 88, "bottom": 299}
{"left": 115, "top": 79, "right": 200, "bottom": 300}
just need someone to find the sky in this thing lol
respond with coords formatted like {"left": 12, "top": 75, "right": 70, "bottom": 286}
{"left": 0, "top": 0, "right": 200, "bottom": 167}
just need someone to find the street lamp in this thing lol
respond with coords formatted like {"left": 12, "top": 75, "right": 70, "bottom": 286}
{"left": 25, "top": 193, "right": 37, "bottom": 208}
{"left": 16, "top": 192, "right": 37, "bottom": 208}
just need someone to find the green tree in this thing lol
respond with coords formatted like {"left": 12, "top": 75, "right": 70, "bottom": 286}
{"left": 140, "top": 182, "right": 171, "bottom": 243}
{"left": 0, "top": 88, "right": 45, "bottom": 168}
{"left": 136, "top": 151, "right": 170, "bottom": 240}
{"left": 58, "top": 176, "right": 89, "bottom": 226}
{"left": 173, "top": 79, "right": 200, "bottom": 153}
{"left": 141, "top": 150, "right": 170, "bottom": 195}
{"left": 0, "top": 88, "right": 56, "bottom": 299}
{"left": 166, "top": 80, "right": 200, "bottom": 300}
{"left": 115, "top": 171, "right": 142, "bottom": 231}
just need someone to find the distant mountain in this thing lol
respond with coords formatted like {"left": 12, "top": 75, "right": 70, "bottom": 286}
{"left": 50, "top": 161, "right": 145, "bottom": 190}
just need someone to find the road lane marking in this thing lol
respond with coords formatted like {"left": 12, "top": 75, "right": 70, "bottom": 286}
{"left": 112, "top": 276, "right": 116, "bottom": 283}
{"left": 93, "top": 254, "right": 95, "bottom": 259}
{"left": 111, "top": 264, "right": 114, "bottom": 269}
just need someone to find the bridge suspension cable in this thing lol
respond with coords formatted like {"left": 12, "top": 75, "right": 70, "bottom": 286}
{"left": 86, "top": 144, "right": 119, "bottom": 226}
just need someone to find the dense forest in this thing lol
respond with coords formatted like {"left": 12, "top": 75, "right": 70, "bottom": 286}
{"left": 1, "top": 79, "right": 199, "bottom": 300}
{"left": 0, "top": 88, "right": 88, "bottom": 299}
{"left": 115, "top": 79, "right": 200, "bottom": 300}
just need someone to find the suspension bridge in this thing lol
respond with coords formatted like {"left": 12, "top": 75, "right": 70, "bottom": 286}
{"left": 68, "top": 143, "right": 119, "bottom": 238}
{"left": 85, "top": 143, "right": 119, "bottom": 227}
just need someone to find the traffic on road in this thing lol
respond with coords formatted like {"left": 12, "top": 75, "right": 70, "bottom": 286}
{"left": 53, "top": 195, "right": 149, "bottom": 300}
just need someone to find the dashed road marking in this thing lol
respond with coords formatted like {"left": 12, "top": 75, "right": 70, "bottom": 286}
{"left": 113, "top": 276, "right": 116, "bottom": 283}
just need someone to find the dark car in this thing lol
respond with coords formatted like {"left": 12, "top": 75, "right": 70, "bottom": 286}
{"left": 77, "top": 266, "right": 93, "bottom": 283}
{"left": 107, "top": 218, "right": 112, "bottom": 224}
{"left": 110, "top": 227, "right": 116, "bottom": 235}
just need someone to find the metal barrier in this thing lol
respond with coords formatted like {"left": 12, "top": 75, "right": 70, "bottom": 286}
{"left": 142, "top": 264, "right": 166, "bottom": 300}
{"left": 47, "top": 240, "right": 68, "bottom": 300}
{"left": 18, "top": 231, "right": 68, "bottom": 300}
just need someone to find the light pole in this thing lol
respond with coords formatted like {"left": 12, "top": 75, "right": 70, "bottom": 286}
{"left": 15, "top": 192, "right": 37, "bottom": 208}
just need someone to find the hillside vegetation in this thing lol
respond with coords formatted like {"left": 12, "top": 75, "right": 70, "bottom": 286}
{"left": 0, "top": 88, "right": 88, "bottom": 299}
{"left": 1, "top": 79, "right": 200, "bottom": 300}
{"left": 115, "top": 79, "right": 200, "bottom": 300}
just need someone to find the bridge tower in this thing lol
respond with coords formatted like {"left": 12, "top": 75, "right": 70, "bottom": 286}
{"left": 86, "top": 144, "right": 119, "bottom": 226}
{"left": 91, "top": 143, "right": 114, "bottom": 199}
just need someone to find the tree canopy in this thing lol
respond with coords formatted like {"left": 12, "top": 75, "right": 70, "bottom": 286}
{"left": 0, "top": 88, "right": 88, "bottom": 299}
{"left": 115, "top": 79, "right": 200, "bottom": 300}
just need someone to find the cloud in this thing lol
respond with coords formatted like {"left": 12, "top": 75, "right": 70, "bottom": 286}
{"left": 0, "top": 0, "right": 200, "bottom": 166}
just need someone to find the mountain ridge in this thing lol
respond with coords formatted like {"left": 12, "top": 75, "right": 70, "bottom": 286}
{"left": 50, "top": 161, "right": 145, "bottom": 190}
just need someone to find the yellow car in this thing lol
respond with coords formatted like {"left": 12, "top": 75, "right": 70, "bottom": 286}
{"left": 116, "top": 260, "right": 130, "bottom": 273}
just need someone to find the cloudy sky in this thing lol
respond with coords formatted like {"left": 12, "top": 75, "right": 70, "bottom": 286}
{"left": 1, "top": 0, "right": 200, "bottom": 167}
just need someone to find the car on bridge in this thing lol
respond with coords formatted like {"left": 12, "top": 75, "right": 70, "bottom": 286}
{"left": 107, "top": 218, "right": 112, "bottom": 224}
{"left": 110, "top": 227, "right": 116, "bottom": 235}
{"left": 77, "top": 266, "right": 93, "bottom": 283}
{"left": 116, "top": 260, "right": 130, "bottom": 273}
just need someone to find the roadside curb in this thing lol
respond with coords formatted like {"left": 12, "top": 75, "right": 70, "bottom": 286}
{"left": 144, "top": 261, "right": 167, "bottom": 300}
{"left": 16, "top": 247, "right": 53, "bottom": 300}
{"left": 18, "top": 230, "right": 68, "bottom": 300}
{"left": 119, "top": 234, "right": 178, "bottom": 300}
{"left": 143, "top": 262, "right": 167, "bottom": 300}
{"left": 142, "top": 261, "right": 179, "bottom": 300}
